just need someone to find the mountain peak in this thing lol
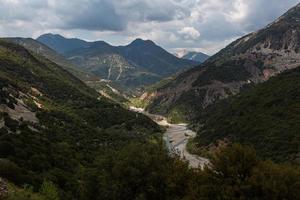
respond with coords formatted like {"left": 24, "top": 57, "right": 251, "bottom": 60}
{"left": 129, "top": 38, "right": 156, "bottom": 47}
{"left": 37, "top": 33, "right": 66, "bottom": 40}
{"left": 182, "top": 51, "right": 210, "bottom": 63}
{"left": 146, "top": 1, "right": 300, "bottom": 123}
{"left": 37, "top": 33, "right": 89, "bottom": 54}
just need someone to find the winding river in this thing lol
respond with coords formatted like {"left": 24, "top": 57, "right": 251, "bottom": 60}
{"left": 130, "top": 107, "right": 209, "bottom": 168}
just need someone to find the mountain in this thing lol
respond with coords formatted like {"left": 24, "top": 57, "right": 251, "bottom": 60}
{"left": 3, "top": 37, "right": 97, "bottom": 81}
{"left": 0, "top": 40, "right": 160, "bottom": 198}
{"left": 146, "top": 3, "right": 300, "bottom": 122}
{"left": 37, "top": 34, "right": 199, "bottom": 88}
{"left": 181, "top": 51, "right": 210, "bottom": 63}
{"left": 37, "top": 33, "right": 90, "bottom": 54}
{"left": 120, "top": 39, "right": 199, "bottom": 76}
{"left": 4, "top": 37, "right": 132, "bottom": 103}
{"left": 192, "top": 67, "right": 300, "bottom": 163}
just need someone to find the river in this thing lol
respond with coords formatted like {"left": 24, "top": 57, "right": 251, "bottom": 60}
{"left": 130, "top": 106, "right": 209, "bottom": 168}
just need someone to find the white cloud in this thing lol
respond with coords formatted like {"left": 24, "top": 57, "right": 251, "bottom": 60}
{"left": 178, "top": 27, "right": 201, "bottom": 40}
{"left": 227, "top": 0, "right": 249, "bottom": 22}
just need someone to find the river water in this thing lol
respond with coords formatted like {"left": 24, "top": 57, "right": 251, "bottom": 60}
{"left": 130, "top": 106, "right": 209, "bottom": 168}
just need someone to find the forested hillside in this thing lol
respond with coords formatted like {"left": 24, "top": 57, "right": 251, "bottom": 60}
{"left": 0, "top": 40, "right": 160, "bottom": 199}
{"left": 191, "top": 67, "right": 300, "bottom": 163}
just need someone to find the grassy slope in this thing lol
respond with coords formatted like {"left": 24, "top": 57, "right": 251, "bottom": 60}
{"left": 193, "top": 67, "right": 300, "bottom": 163}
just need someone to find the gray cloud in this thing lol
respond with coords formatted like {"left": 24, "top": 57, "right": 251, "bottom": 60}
{"left": 51, "top": 0, "right": 188, "bottom": 31}
{"left": 55, "top": 0, "right": 126, "bottom": 31}
{"left": 0, "top": 0, "right": 299, "bottom": 54}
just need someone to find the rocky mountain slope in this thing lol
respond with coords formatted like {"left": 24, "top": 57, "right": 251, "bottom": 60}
{"left": 4, "top": 37, "right": 131, "bottom": 103}
{"left": 146, "top": 3, "right": 300, "bottom": 122}
{"left": 181, "top": 51, "right": 210, "bottom": 63}
{"left": 0, "top": 40, "right": 159, "bottom": 198}
{"left": 37, "top": 34, "right": 199, "bottom": 88}
{"left": 192, "top": 67, "right": 300, "bottom": 163}
{"left": 3, "top": 37, "right": 96, "bottom": 82}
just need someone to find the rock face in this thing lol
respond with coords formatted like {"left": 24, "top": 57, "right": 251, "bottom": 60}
{"left": 181, "top": 51, "right": 210, "bottom": 63}
{"left": 147, "top": 3, "right": 300, "bottom": 121}
{"left": 0, "top": 178, "right": 8, "bottom": 199}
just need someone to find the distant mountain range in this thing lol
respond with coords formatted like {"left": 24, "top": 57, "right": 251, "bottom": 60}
{"left": 37, "top": 34, "right": 199, "bottom": 88}
{"left": 174, "top": 50, "right": 210, "bottom": 63}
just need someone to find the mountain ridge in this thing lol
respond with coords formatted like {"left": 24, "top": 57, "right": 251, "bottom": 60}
{"left": 146, "top": 2, "right": 300, "bottom": 122}
{"left": 180, "top": 51, "right": 210, "bottom": 63}
{"left": 37, "top": 33, "right": 199, "bottom": 89}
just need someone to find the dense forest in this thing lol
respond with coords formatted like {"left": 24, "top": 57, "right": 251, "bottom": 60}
{"left": 4, "top": 144, "right": 300, "bottom": 200}
{"left": 192, "top": 67, "right": 300, "bottom": 163}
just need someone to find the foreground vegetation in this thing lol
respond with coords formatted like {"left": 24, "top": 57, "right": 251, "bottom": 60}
{"left": 4, "top": 144, "right": 300, "bottom": 200}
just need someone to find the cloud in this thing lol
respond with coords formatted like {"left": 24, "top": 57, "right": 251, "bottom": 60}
{"left": 0, "top": 0, "right": 299, "bottom": 55}
{"left": 51, "top": 0, "right": 189, "bottom": 31}
{"left": 178, "top": 27, "right": 200, "bottom": 40}
{"left": 54, "top": 0, "right": 126, "bottom": 31}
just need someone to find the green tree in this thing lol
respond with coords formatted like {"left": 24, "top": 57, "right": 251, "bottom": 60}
{"left": 39, "top": 180, "right": 60, "bottom": 200}
{"left": 7, "top": 185, "right": 45, "bottom": 200}
{"left": 186, "top": 144, "right": 300, "bottom": 200}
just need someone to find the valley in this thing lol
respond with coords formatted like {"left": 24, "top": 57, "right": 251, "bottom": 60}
{"left": 130, "top": 106, "right": 209, "bottom": 168}
{"left": 1, "top": 1, "right": 300, "bottom": 200}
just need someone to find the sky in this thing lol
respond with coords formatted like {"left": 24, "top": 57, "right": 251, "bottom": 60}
{"left": 0, "top": 0, "right": 299, "bottom": 55}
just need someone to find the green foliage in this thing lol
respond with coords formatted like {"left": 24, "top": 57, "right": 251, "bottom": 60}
{"left": 129, "top": 97, "right": 150, "bottom": 109}
{"left": 6, "top": 181, "right": 60, "bottom": 200}
{"left": 192, "top": 61, "right": 251, "bottom": 87}
{"left": 194, "top": 67, "right": 300, "bottom": 163}
{"left": 6, "top": 185, "right": 44, "bottom": 200}
{"left": 39, "top": 180, "right": 60, "bottom": 200}
{"left": 80, "top": 142, "right": 191, "bottom": 200}
{"left": 147, "top": 88, "right": 206, "bottom": 122}
{"left": 86, "top": 81, "right": 129, "bottom": 104}
{"left": 167, "top": 108, "right": 187, "bottom": 124}
{"left": 185, "top": 144, "right": 300, "bottom": 200}
{"left": 0, "top": 159, "right": 25, "bottom": 185}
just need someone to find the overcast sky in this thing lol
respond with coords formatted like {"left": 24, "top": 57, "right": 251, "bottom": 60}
{"left": 0, "top": 0, "right": 299, "bottom": 55}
